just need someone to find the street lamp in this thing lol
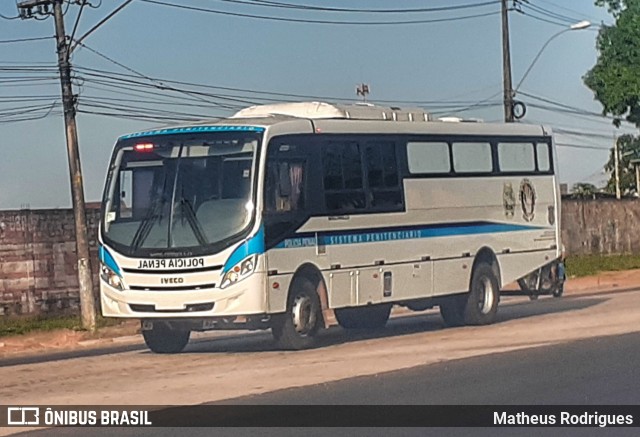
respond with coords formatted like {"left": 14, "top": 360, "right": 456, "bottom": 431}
{"left": 506, "top": 20, "right": 592, "bottom": 121}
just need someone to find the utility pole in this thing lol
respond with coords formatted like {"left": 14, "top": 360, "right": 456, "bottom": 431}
{"left": 18, "top": 0, "right": 96, "bottom": 331}
{"left": 631, "top": 159, "right": 640, "bottom": 197}
{"left": 614, "top": 135, "right": 621, "bottom": 200}
{"left": 501, "top": 0, "right": 514, "bottom": 122}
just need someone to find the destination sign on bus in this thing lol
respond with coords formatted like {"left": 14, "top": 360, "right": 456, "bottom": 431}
{"left": 137, "top": 258, "right": 205, "bottom": 269}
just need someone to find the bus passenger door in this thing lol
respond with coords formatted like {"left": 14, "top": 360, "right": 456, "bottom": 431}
{"left": 263, "top": 138, "right": 331, "bottom": 275}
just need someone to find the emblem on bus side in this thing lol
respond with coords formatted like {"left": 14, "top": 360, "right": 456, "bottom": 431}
{"left": 503, "top": 183, "right": 516, "bottom": 218}
{"left": 520, "top": 179, "right": 536, "bottom": 222}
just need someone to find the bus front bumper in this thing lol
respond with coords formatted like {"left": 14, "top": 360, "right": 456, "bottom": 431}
{"left": 100, "top": 273, "right": 268, "bottom": 318}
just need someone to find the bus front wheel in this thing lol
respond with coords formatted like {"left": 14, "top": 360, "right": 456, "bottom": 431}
{"left": 142, "top": 322, "right": 190, "bottom": 354}
{"left": 271, "top": 278, "right": 322, "bottom": 350}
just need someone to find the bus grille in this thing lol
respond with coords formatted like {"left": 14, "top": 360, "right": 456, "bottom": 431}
{"left": 129, "top": 303, "right": 214, "bottom": 313}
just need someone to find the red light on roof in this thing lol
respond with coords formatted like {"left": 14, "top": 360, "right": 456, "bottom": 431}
{"left": 134, "top": 143, "right": 154, "bottom": 152}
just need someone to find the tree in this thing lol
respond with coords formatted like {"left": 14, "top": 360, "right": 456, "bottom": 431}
{"left": 586, "top": 2, "right": 640, "bottom": 195}
{"left": 604, "top": 134, "right": 640, "bottom": 194}
{"left": 584, "top": 0, "right": 640, "bottom": 127}
{"left": 571, "top": 183, "right": 599, "bottom": 199}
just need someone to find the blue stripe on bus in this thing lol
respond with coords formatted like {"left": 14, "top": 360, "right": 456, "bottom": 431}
{"left": 222, "top": 226, "right": 266, "bottom": 274}
{"left": 274, "top": 221, "right": 545, "bottom": 249}
{"left": 98, "top": 245, "right": 122, "bottom": 277}
{"left": 119, "top": 125, "right": 265, "bottom": 140}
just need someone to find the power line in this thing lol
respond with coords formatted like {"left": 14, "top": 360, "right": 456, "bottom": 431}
{"left": 76, "top": 68, "right": 505, "bottom": 111}
{"left": 512, "top": 7, "right": 567, "bottom": 27}
{"left": 432, "top": 90, "right": 503, "bottom": 116}
{"left": 72, "top": 43, "right": 257, "bottom": 108}
{"left": 0, "top": 101, "right": 59, "bottom": 118}
{"left": 71, "top": 0, "right": 133, "bottom": 52}
{"left": 534, "top": 0, "right": 602, "bottom": 23}
{"left": 519, "top": 1, "right": 583, "bottom": 24}
{"left": 210, "top": 0, "right": 502, "bottom": 14}
{"left": 0, "top": 110, "right": 62, "bottom": 123}
{"left": 519, "top": 91, "right": 609, "bottom": 117}
{"left": 0, "top": 36, "right": 54, "bottom": 44}
{"left": 73, "top": 63, "right": 509, "bottom": 108}
{"left": 138, "top": 0, "right": 501, "bottom": 25}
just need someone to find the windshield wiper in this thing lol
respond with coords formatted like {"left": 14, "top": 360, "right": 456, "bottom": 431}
{"left": 178, "top": 197, "right": 209, "bottom": 246}
{"left": 129, "top": 195, "right": 166, "bottom": 254}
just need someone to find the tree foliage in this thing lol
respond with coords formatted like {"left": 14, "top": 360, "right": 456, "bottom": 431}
{"left": 585, "top": 0, "right": 640, "bottom": 127}
{"left": 604, "top": 134, "right": 640, "bottom": 194}
{"left": 571, "top": 183, "right": 599, "bottom": 199}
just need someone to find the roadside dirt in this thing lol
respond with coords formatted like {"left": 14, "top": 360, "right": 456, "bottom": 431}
{"left": 1, "top": 268, "right": 639, "bottom": 359}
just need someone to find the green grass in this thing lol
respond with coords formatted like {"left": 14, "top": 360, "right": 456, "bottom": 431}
{"left": 565, "top": 254, "right": 640, "bottom": 278}
{"left": 0, "top": 314, "right": 122, "bottom": 338}
{"left": 0, "top": 315, "right": 81, "bottom": 337}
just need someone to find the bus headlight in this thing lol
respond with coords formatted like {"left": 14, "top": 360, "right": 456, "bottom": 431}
{"left": 220, "top": 255, "right": 257, "bottom": 289}
{"left": 100, "top": 264, "right": 124, "bottom": 291}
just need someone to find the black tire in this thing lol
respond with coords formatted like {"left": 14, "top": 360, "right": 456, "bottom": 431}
{"left": 271, "top": 278, "right": 322, "bottom": 350}
{"left": 439, "top": 294, "right": 467, "bottom": 327}
{"left": 464, "top": 262, "right": 500, "bottom": 325}
{"left": 335, "top": 304, "right": 392, "bottom": 329}
{"left": 142, "top": 322, "right": 190, "bottom": 354}
{"left": 521, "top": 278, "right": 540, "bottom": 299}
{"left": 552, "top": 283, "right": 564, "bottom": 298}
{"left": 519, "top": 266, "right": 555, "bottom": 297}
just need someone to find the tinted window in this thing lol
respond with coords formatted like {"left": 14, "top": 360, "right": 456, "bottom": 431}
{"left": 366, "top": 142, "right": 399, "bottom": 188}
{"left": 321, "top": 140, "right": 403, "bottom": 213}
{"left": 365, "top": 142, "right": 402, "bottom": 210}
{"left": 322, "top": 142, "right": 365, "bottom": 212}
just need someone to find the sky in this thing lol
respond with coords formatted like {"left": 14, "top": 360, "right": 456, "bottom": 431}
{"left": 1, "top": 0, "right": 638, "bottom": 210}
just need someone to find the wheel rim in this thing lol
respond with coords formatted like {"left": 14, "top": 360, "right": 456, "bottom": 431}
{"left": 478, "top": 276, "right": 495, "bottom": 314}
{"left": 291, "top": 294, "right": 316, "bottom": 336}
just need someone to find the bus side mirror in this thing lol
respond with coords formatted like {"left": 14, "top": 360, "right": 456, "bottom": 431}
{"left": 278, "top": 162, "right": 291, "bottom": 197}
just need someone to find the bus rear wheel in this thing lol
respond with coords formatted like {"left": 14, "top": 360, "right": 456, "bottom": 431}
{"left": 464, "top": 262, "right": 500, "bottom": 325}
{"left": 271, "top": 278, "right": 322, "bottom": 350}
{"left": 335, "top": 304, "right": 392, "bottom": 329}
{"left": 439, "top": 262, "right": 500, "bottom": 327}
{"left": 142, "top": 322, "right": 190, "bottom": 354}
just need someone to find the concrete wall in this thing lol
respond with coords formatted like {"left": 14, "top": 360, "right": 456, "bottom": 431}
{"left": 561, "top": 198, "right": 640, "bottom": 256}
{"left": 1, "top": 199, "right": 640, "bottom": 316}
{"left": 0, "top": 209, "right": 100, "bottom": 316}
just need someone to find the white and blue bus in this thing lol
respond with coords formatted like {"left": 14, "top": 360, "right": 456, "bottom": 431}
{"left": 99, "top": 102, "right": 563, "bottom": 353}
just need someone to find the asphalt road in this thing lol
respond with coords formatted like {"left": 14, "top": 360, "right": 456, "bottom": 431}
{"left": 12, "top": 331, "right": 640, "bottom": 436}
{"left": 216, "top": 331, "right": 640, "bottom": 405}
{"left": 3, "top": 288, "right": 640, "bottom": 437}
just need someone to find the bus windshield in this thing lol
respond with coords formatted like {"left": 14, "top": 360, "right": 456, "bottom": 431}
{"left": 102, "top": 132, "right": 260, "bottom": 257}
